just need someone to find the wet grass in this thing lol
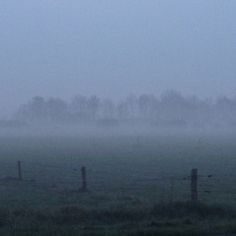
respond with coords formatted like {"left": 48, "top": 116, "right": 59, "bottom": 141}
{"left": 0, "top": 134, "right": 236, "bottom": 235}
{"left": 0, "top": 201, "right": 234, "bottom": 236}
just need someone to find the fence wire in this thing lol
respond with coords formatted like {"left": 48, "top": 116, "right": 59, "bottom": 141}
{"left": 0, "top": 160, "right": 235, "bottom": 204}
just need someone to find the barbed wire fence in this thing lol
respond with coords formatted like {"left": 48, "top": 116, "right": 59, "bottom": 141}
{"left": 0, "top": 160, "right": 234, "bottom": 204}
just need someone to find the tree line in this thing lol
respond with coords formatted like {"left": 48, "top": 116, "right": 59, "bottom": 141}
{"left": 14, "top": 91, "right": 236, "bottom": 128}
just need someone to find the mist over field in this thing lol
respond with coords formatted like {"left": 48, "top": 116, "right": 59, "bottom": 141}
{"left": 0, "top": 0, "right": 235, "bottom": 138}
{"left": 1, "top": 91, "right": 236, "bottom": 136}
{"left": 1, "top": 0, "right": 236, "bottom": 117}
{"left": 1, "top": 1, "right": 236, "bottom": 235}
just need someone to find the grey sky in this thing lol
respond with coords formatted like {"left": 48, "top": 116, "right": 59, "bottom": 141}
{"left": 0, "top": 0, "right": 236, "bottom": 115}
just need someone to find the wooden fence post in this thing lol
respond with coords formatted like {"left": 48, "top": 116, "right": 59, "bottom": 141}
{"left": 18, "top": 161, "right": 22, "bottom": 181}
{"left": 80, "top": 166, "right": 87, "bottom": 192}
{"left": 191, "top": 168, "right": 198, "bottom": 202}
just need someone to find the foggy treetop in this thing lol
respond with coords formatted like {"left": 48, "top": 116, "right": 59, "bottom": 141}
{"left": 13, "top": 91, "right": 236, "bottom": 128}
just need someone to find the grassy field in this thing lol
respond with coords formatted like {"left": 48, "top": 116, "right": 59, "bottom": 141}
{"left": 0, "top": 133, "right": 236, "bottom": 235}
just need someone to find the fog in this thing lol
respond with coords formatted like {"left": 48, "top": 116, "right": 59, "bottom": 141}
{"left": 0, "top": 0, "right": 236, "bottom": 116}
{"left": 2, "top": 3, "right": 236, "bottom": 234}
{"left": 0, "top": 0, "right": 236, "bottom": 135}
{"left": 0, "top": 91, "right": 235, "bottom": 137}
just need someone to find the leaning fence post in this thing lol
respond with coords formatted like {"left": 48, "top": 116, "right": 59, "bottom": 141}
{"left": 80, "top": 166, "right": 87, "bottom": 192}
{"left": 191, "top": 168, "right": 198, "bottom": 202}
{"left": 18, "top": 161, "right": 22, "bottom": 181}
